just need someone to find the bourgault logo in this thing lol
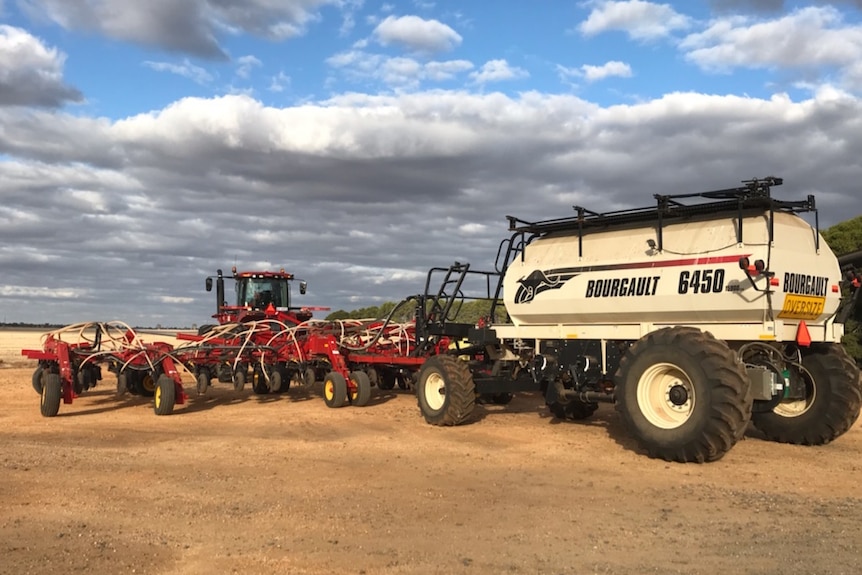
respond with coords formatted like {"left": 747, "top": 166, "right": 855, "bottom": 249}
{"left": 514, "top": 269, "right": 579, "bottom": 303}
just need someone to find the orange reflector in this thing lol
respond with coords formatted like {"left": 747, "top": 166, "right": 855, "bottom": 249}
{"left": 265, "top": 303, "right": 276, "bottom": 315}
{"left": 770, "top": 278, "right": 779, "bottom": 286}
{"left": 796, "top": 321, "right": 811, "bottom": 347}
{"left": 832, "top": 285, "right": 840, "bottom": 293}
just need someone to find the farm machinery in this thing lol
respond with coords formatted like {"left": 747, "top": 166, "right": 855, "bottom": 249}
{"left": 407, "top": 177, "right": 862, "bottom": 462}
{"left": 184, "top": 266, "right": 445, "bottom": 407}
{"left": 17, "top": 177, "right": 862, "bottom": 464}
{"left": 22, "top": 322, "right": 188, "bottom": 417}
{"left": 19, "top": 267, "right": 441, "bottom": 417}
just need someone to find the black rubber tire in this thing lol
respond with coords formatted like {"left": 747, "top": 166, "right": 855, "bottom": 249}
{"left": 751, "top": 343, "right": 861, "bottom": 445}
{"left": 349, "top": 371, "right": 372, "bottom": 407}
{"left": 154, "top": 375, "right": 176, "bottom": 416}
{"left": 73, "top": 369, "right": 84, "bottom": 395}
{"left": 270, "top": 369, "right": 283, "bottom": 393}
{"left": 397, "top": 374, "right": 411, "bottom": 390}
{"left": 566, "top": 400, "right": 599, "bottom": 420}
{"left": 323, "top": 372, "right": 348, "bottom": 408}
{"left": 491, "top": 393, "right": 514, "bottom": 405}
{"left": 75, "top": 365, "right": 98, "bottom": 393}
{"left": 217, "top": 362, "right": 233, "bottom": 383}
{"left": 615, "top": 327, "right": 751, "bottom": 463}
{"left": 416, "top": 355, "right": 476, "bottom": 426}
{"left": 549, "top": 401, "right": 568, "bottom": 419}
{"left": 549, "top": 399, "right": 599, "bottom": 420}
{"left": 40, "top": 373, "right": 62, "bottom": 417}
{"left": 196, "top": 369, "right": 210, "bottom": 396}
{"left": 304, "top": 367, "right": 317, "bottom": 388}
{"left": 378, "top": 369, "right": 396, "bottom": 390}
{"left": 233, "top": 367, "right": 247, "bottom": 392}
{"left": 32, "top": 366, "right": 44, "bottom": 394}
{"left": 117, "top": 372, "right": 128, "bottom": 396}
{"left": 252, "top": 367, "right": 269, "bottom": 395}
{"left": 125, "top": 371, "right": 141, "bottom": 395}
{"left": 282, "top": 367, "right": 293, "bottom": 392}
{"left": 366, "top": 367, "right": 380, "bottom": 388}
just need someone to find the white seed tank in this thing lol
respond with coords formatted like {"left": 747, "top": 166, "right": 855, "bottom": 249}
{"left": 503, "top": 208, "right": 842, "bottom": 341}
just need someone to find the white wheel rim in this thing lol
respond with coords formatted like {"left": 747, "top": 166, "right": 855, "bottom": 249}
{"left": 424, "top": 371, "right": 446, "bottom": 411}
{"left": 637, "top": 363, "right": 695, "bottom": 429}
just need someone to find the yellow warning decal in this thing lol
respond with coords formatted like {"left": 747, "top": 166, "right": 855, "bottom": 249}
{"left": 777, "top": 294, "right": 826, "bottom": 320}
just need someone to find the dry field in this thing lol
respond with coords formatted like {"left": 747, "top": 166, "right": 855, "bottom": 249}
{"left": 1, "top": 327, "right": 861, "bottom": 575}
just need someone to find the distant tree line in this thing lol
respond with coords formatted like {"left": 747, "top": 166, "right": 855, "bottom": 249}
{"left": 326, "top": 298, "right": 506, "bottom": 324}
{"left": 823, "top": 215, "right": 862, "bottom": 363}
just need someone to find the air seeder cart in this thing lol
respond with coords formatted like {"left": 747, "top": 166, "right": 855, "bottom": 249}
{"left": 408, "top": 177, "right": 862, "bottom": 462}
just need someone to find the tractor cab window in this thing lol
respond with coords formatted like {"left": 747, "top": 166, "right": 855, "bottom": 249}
{"left": 241, "top": 278, "right": 289, "bottom": 309}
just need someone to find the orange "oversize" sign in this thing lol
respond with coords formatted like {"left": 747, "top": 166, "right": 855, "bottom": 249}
{"left": 777, "top": 294, "right": 825, "bottom": 320}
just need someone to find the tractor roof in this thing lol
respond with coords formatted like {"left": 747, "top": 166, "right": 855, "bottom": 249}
{"left": 234, "top": 270, "right": 295, "bottom": 280}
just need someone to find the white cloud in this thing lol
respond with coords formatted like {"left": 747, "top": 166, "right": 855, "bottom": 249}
{"left": 327, "top": 49, "right": 472, "bottom": 88}
{"left": 235, "top": 55, "right": 262, "bottom": 79}
{"left": 681, "top": 6, "right": 862, "bottom": 70}
{"left": 0, "top": 285, "right": 88, "bottom": 299}
{"left": 373, "top": 15, "right": 462, "bottom": 53}
{"left": 0, "top": 25, "right": 82, "bottom": 107}
{"left": 159, "top": 296, "right": 195, "bottom": 304}
{"left": 581, "top": 60, "right": 634, "bottom": 82}
{"left": 423, "top": 60, "right": 475, "bottom": 81}
{"left": 143, "top": 59, "right": 214, "bottom": 85}
{"left": 2, "top": 89, "right": 862, "bottom": 325}
{"left": 469, "top": 60, "right": 529, "bottom": 85}
{"left": 579, "top": 0, "right": 692, "bottom": 40}
{"left": 268, "top": 71, "right": 291, "bottom": 92}
{"left": 459, "top": 223, "right": 487, "bottom": 235}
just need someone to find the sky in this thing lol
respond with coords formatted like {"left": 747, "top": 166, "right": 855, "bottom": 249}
{"left": 2, "top": 0, "right": 862, "bottom": 327}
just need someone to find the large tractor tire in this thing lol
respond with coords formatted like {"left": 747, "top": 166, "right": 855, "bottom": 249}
{"left": 348, "top": 371, "right": 372, "bottom": 407}
{"left": 40, "top": 373, "right": 62, "bottom": 417}
{"left": 751, "top": 343, "right": 861, "bottom": 445}
{"left": 416, "top": 355, "right": 476, "bottom": 426}
{"left": 615, "top": 327, "right": 752, "bottom": 463}
{"left": 154, "top": 375, "right": 176, "bottom": 416}
{"left": 323, "top": 372, "right": 348, "bottom": 408}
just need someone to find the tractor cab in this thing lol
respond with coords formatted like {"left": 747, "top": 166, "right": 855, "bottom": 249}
{"left": 206, "top": 267, "right": 311, "bottom": 325}
{"left": 240, "top": 276, "right": 289, "bottom": 310}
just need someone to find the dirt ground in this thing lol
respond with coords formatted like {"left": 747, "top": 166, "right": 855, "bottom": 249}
{"left": 1, "top": 354, "right": 861, "bottom": 575}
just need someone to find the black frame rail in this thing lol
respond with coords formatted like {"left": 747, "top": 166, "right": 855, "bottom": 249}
{"left": 505, "top": 177, "right": 820, "bottom": 256}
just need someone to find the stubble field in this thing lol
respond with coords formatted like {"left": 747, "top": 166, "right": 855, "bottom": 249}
{"left": 1, "top": 327, "right": 861, "bottom": 575}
